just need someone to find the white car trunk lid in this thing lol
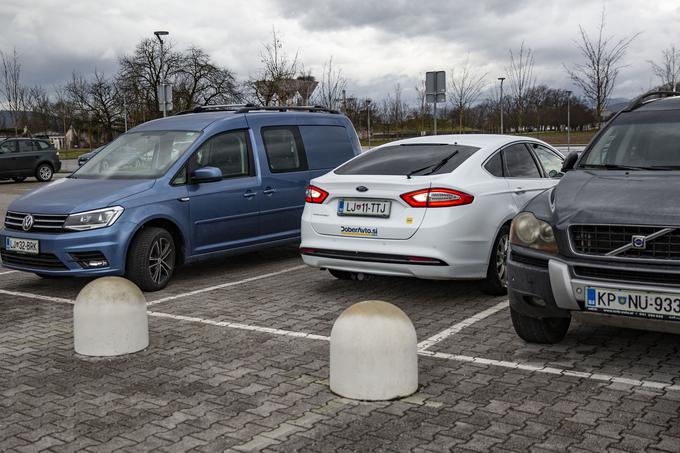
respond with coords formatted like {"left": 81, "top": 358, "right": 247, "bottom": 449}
{"left": 308, "top": 175, "right": 431, "bottom": 240}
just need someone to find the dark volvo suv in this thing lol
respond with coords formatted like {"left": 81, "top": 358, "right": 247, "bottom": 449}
{"left": 0, "top": 138, "right": 61, "bottom": 182}
{"left": 507, "top": 91, "right": 680, "bottom": 343}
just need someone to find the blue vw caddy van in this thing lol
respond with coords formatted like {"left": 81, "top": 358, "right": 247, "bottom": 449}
{"left": 1, "top": 106, "right": 361, "bottom": 291}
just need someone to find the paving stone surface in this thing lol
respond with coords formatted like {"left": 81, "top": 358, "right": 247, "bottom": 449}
{"left": 1, "top": 251, "right": 680, "bottom": 452}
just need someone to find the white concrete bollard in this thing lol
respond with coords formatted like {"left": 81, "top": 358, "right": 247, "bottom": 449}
{"left": 330, "top": 300, "right": 418, "bottom": 401}
{"left": 73, "top": 276, "right": 149, "bottom": 356}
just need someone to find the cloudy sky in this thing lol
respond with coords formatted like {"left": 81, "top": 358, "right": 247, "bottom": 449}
{"left": 1, "top": 0, "right": 679, "bottom": 104}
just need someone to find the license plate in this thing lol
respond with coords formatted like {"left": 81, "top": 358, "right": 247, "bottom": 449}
{"left": 338, "top": 198, "right": 391, "bottom": 218}
{"left": 586, "top": 286, "right": 680, "bottom": 321}
{"left": 5, "top": 237, "right": 40, "bottom": 255}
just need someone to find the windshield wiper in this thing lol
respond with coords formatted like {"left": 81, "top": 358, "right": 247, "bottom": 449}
{"left": 581, "top": 163, "right": 651, "bottom": 171}
{"left": 406, "top": 150, "right": 459, "bottom": 179}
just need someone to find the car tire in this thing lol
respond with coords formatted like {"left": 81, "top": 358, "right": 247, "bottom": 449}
{"left": 35, "top": 163, "right": 54, "bottom": 182}
{"left": 510, "top": 307, "right": 571, "bottom": 344}
{"left": 480, "top": 224, "right": 510, "bottom": 296}
{"left": 12, "top": 176, "right": 27, "bottom": 182}
{"left": 126, "top": 227, "right": 176, "bottom": 292}
{"left": 328, "top": 269, "right": 371, "bottom": 281}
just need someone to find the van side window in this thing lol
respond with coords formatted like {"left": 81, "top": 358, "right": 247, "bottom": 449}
{"left": 261, "top": 126, "right": 308, "bottom": 173}
{"left": 193, "top": 130, "right": 252, "bottom": 179}
{"left": 299, "top": 125, "right": 356, "bottom": 170}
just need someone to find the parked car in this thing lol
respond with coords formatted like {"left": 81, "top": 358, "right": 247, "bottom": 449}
{"left": 507, "top": 91, "right": 680, "bottom": 343}
{"left": 0, "top": 138, "right": 61, "bottom": 182}
{"left": 0, "top": 106, "right": 361, "bottom": 291}
{"left": 300, "top": 134, "right": 564, "bottom": 294}
{"left": 77, "top": 146, "right": 104, "bottom": 166}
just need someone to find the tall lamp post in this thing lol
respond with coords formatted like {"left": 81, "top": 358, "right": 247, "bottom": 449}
{"left": 154, "top": 30, "right": 169, "bottom": 117}
{"left": 366, "top": 98, "right": 372, "bottom": 149}
{"left": 498, "top": 77, "right": 505, "bottom": 134}
{"left": 566, "top": 90, "right": 572, "bottom": 152}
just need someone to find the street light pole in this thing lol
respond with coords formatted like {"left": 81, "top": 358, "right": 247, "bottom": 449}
{"left": 498, "top": 77, "right": 505, "bottom": 134}
{"left": 366, "top": 99, "right": 372, "bottom": 149}
{"left": 566, "top": 90, "right": 572, "bottom": 153}
{"left": 154, "top": 30, "right": 169, "bottom": 117}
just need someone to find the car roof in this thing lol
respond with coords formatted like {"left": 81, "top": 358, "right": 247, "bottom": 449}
{"left": 130, "top": 109, "right": 343, "bottom": 133}
{"left": 374, "top": 134, "right": 552, "bottom": 151}
{"left": 635, "top": 95, "right": 680, "bottom": 111}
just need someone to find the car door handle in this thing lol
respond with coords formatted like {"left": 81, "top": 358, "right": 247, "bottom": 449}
{"left": 178, "top": 197, "right": 190, "bottom": 202}
{"left": 514, "top": 187, "right": 526, "bottom": 194}
{"left": 263, "top": 187, "right": 276, "bottom": 195}
{"left": 243, "top": 191, "right": 257, "bottom": 198}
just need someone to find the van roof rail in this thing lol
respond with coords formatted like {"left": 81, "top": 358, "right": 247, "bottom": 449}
{"left": 174, "top": 104, "right": 256, "bottom": 115}
{"left": 234, "top": 105, "right": 340, "bottom": 114}
{"left": 623, "top": 90, "right": 680, "bottom": 112}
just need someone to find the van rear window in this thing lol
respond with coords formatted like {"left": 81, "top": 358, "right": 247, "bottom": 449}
{"left": 300, "top": 125, "right": 356, "bottom": 170}
{"left": 334, "top": 144, "right": 480, "bottom": 176}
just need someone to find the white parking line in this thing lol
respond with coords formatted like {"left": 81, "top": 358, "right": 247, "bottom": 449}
{"left": 148, "top": 311, "right": 330, "bottom": 341}
{"left": 0, "top": 270, "right": 18, "bottom": 276}
{"left": 417, "top": 300, "right": 509, "bottom": 351}
{"left": 3, "top": 285, "right": 679, "bottom": 393}
{"left": 419, "top": 350, "right": 680, "bottom": 392}
{"left": 0, "top": 288, "right": 73, "bottom": 304}
{"left": 146, "top": 265, "right": 307, "bottom": 306}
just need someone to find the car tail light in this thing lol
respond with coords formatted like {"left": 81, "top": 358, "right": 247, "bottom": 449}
{"left": 400, "top": 188, "right": 474, "bottom": 207}
{"left": 305, "top": 185, "right": 329, "bottom": 204}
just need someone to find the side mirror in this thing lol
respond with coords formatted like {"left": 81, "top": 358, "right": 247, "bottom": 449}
{"left": 561, "top": 152, "right": 579, "bottom": 173}
{"left": 548, "top": 169, "right": 563, "bottom": 178}
{"left": 191, "top": 166, "right": 222, "bottom": 183}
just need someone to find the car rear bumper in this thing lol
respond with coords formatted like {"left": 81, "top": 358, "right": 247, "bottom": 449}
{"left": 0, "top": 221, "right": 136, "bottom": 276}
{"left": 507, "top": 246, "right": 680, "bottom": 332}
{"left": 300, "top": 219, "right": 490, "bottom": 279}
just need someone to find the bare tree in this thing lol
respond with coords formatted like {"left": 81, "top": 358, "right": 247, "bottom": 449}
{"left": 174, "top": 46, "right": 239, "bottom": 109}
{"left": 25, "top": 85, "right": 53, "bottom": 133}
{"left": 251, "top": 28, "right": 299, "bottom": 105}
{"left": 649, "top": 46, "right": 680, "bottom": 91}
{"left": 315, "top": 57, "right": 347, "bottom": 110}
{"left": 507, "top": 42, "right": 535, "bottom": 130}
{"left": 565, "top": 9, "right": 639, "bottom": 124}
{"left": 414, "top": 78, "right": 428, "bottom": 132}
{"left": 449, "top": 58, "right": 487, "bottom": 132}
{"left": 67, "top": 71, "right": 123, "bottom": 142}
{"left": 0, "top": 48, "right": 27, "bottom": 136}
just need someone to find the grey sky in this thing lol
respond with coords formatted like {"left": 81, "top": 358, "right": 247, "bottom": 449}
{"left": 1, "top": 0, "right": 679, "bottom": 103}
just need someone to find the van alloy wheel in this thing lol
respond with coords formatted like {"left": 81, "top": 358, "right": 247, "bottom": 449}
{"left": 148, "top": 237, "right": 174, "bottom": 285}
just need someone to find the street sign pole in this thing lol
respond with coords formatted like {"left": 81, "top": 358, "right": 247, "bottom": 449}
{"left": 426, "top": 71, "right": 446, "bottom": 136}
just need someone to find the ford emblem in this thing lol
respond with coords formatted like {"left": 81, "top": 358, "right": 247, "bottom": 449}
{"left": 356, "top": 186, "right": 368, "bottom": 192}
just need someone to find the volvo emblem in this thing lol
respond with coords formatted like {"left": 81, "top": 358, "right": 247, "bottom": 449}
{"left": 631, "top": 235, "right": 646, "bottom": 249}
{"left": 22, "top": 215, "right": 34, "bottom": 231}
{"left": 356, "top": 186, "right": 368, "bottom": 192}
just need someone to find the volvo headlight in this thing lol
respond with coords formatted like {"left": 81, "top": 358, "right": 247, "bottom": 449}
{"left": 510, "top": 212, "right": 558, "bottom": 253}
{"left": 64, "top": 206, "right": 124, "bottom": 231}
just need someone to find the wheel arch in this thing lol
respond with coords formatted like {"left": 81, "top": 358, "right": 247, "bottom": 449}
{"left": 125, "top": 216, "right": 188, "bottom": 269}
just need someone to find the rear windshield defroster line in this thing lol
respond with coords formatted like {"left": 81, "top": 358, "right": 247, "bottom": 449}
{"left": 334, "top": 144, "right": 480, "bottom": 176}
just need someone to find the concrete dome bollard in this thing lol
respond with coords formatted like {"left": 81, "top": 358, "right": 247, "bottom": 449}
{"left": 330, "top": 300, "right": 418, "bottom": 401}
{"left": 73, "top": 276, "right": 149, "bottom": 356}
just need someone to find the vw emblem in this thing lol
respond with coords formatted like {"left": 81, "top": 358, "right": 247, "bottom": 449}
{"left": 631, "top": 235, "right": 646, "bottom": 249}
{"left": 22, "top": 215, "right": 34, "bottom": 231}
{"left": 356, "top": 186, "right": 368, "bottom": 192}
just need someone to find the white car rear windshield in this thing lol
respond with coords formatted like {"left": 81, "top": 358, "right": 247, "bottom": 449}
{"left": 334, "top": 144, "right": 480, "bottom": 176}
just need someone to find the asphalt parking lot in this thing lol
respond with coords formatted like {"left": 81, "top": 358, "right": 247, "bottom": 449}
{"left": 1, "top": 179, "right": 680, "bottom": 452}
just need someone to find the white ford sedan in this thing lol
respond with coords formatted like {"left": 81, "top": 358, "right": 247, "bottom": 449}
{"left": 300, "top": 135, "right": 564, "bottom": 294}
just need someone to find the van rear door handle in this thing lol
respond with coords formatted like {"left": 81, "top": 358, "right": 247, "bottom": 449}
{"left": 243, "top": 190, "right": 257, "bottom": 198}
{"left": 263, "top": 187, "right": 276, "bottom": 195}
